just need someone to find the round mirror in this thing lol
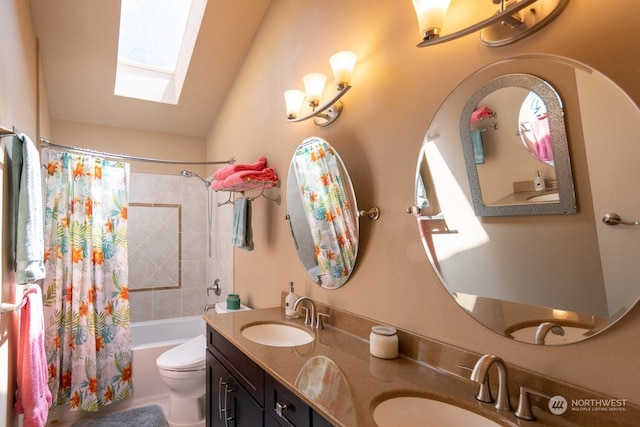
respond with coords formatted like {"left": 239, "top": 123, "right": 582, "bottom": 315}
{"left": 414, "top": 55, "right": 640, "bottom": 345}
{"left": 287, "top": 137, "right": 359, "bottom": 289}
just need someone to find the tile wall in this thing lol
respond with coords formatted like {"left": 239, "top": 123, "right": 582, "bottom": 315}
{"left": 128, "top": 172, "right": 234, "bottom": 321}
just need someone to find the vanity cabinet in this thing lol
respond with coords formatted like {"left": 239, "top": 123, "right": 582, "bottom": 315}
{"left": 206, "top": 325, "right": 333, "bottom": 427}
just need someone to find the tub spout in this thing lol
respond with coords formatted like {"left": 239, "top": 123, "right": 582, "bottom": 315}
{"left": 204, "top": 303, "right": 217, "bottom": 312}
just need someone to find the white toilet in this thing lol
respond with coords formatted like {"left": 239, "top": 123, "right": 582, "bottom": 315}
{"left": 156, "top": 303, "right": 251, "bottom": 426}
{"left": 156, "top": 335, "right": 207, "bottom": 427}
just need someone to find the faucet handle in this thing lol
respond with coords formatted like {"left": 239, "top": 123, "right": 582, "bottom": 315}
{"left": 458, "top": 365, "right": 492, "bottom": 403}
{"left": 515, "top": 386, "right": 553, "bottom": 421}
{"left": 316, "top": 313, "right": 330, "bottom": 329}
{"left": 301, "top": 307, "right": 311, "bottom": 325}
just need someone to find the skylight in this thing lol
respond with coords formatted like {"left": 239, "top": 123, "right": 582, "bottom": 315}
{"left": 115, "top": 0, "right": 207, "bottom": 104}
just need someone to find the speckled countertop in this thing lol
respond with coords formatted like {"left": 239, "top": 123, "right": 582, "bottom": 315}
{"left": 203, "top": 306, "right": 638, "bottom": 426}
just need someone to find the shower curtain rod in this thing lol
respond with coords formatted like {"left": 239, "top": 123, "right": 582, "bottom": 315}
{"left": 40, "top": 137, "right": 235, "bottom": 166}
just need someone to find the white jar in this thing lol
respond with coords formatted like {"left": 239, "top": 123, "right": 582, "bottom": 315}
{"left": 369, "top": 325, "right": 398, "bottom": 359}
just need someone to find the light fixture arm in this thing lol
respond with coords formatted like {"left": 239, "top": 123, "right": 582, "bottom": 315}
{"left": 418, "top": 0, "right": 544, "bottom": 47}
{"left": 286, "top": 85, "right": 351, "bottom": 124}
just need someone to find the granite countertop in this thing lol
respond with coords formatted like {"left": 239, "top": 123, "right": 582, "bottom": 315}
{"left": 203, "top": 307, "right": 578, "bottom": 427}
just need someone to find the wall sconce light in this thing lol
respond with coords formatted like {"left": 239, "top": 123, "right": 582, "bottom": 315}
{"left": 284, "top": 51, "right": 357, "bottom": 127}
{"left": 412, "top": 0, "right": 568, "bottom": 48}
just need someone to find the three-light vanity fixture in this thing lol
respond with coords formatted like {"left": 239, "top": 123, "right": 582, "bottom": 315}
{"left": 412, "top": 0, "right": 568, "bottom": 47}
{"left": 284, "top": 51, "right": 357, "bottom": 127}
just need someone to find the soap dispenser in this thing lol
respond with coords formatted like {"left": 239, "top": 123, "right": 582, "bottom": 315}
{"left": 285, "top": 282, "right": 299, "bottom": 318}
{"left": 534, "top": 170, "right": 545, "bottom": 192}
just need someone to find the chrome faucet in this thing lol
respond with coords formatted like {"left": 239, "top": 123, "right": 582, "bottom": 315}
{"left": 204, "top": 303, "right": 217, "bottom": 312}
{"left": 293, "top": 296, "right": 316, "bottom": 328}
{"left": 470, "top": 354, "right": 512, "bottom": 411}
{"left": 534, "top": 322, "right": 565, "bottom": 345}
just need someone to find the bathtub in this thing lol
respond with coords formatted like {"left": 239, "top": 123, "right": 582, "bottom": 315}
{"left": 45, "top": 315, "right": 206, "bottom": 426}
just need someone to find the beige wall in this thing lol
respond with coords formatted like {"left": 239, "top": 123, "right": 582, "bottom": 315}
{"left": 206, "top": 0, "right": 640, "bottom": 405}
{"left": 0, "top": 1, "right": 41, "bottom": 425}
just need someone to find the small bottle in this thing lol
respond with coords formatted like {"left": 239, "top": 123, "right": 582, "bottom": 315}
{"left": 534, "top": 170, "right": 545, "bottom": 192}
{"left": 369, "top": 325, "right": 399, "bottom": 359}
{"left": 284, "top": 282, "right": 299, "bottom": 318}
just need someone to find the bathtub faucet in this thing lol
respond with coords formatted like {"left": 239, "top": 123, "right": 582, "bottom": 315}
{"left": 204, "top": 303, "right": 217, "bottom": 312}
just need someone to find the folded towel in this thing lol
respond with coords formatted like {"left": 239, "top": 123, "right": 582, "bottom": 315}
{"left": 470, "top": 130, "right": 485, "bottom": 164}
{"left": 231, "top": 197, "right": 254, "bottom": 251}
{"left": 471, "top": 106, "right": 494, "bottom": 123}
{"left": 15, "top": 284, "right": 52, "bottom": 427}
{"left": 211, "top": 168, "right": 279, "bottom": 191}
{"left": 214, "top": 156, "right": 267, "bottom": 181}
{"left": 16, "top": 134, "right": 46, "bottom": 284}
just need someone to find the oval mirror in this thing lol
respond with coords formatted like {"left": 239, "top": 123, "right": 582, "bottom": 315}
{"left": 286, "top": 137, "right": 359, "bottom": 289}
{"left": 414, "top": 55, "right": 640, "bottom": 345}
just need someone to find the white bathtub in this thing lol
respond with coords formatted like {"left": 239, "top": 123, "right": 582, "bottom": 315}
{"left": 46, "top": 315, "right": 206, "bottom": 426}
{"left": 131, "top": 315, "right": 207, "bottom": 349}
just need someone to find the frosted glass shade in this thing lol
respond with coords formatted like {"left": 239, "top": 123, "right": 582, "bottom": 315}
{"left": 284, "top": 90, "right": 305, "bottom": 119}
{"left": 329, "top": 51, "right": 357, "bottom": 89}
{"left": 412, "top": 0, "right": 451, "bottom": 38}
{"left": 302, "top": 73, "right": 327, "bottom": 106}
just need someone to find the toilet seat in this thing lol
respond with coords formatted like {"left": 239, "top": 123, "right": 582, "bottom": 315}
{"left": 157, "top": 335, "right": 206, "bottom": 371}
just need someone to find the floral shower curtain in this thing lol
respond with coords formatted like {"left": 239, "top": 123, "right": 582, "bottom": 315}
{"left": 41, "top": 150, "right": 132, "bottom": 412}
{"left": 293, "top": 137, "right": 358, "bottom": 288}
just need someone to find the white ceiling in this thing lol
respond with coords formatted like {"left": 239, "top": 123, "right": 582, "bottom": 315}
{"left": 30, "top": 0, "right": 271, "bottom": 138}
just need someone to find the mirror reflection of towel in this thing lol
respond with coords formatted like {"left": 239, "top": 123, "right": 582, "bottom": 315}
{"left": 232, "top": 197, "right": 253, "bottom": 251}
{"left": 471, "top": 130, "right": 485, "bottom": 164}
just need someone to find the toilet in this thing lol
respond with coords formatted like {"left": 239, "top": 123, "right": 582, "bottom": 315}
{"left": 156, "top": 303, "right": 251, "bottom": 426}
{"left": 156, "top": 335, "right": 207, "bottom": 427}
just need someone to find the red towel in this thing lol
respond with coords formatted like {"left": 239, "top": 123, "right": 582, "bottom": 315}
{"left": 15, "top": 285, "right": 52, "bottom": 427}
{"left": 470, "top": 106, "right": 494, "bottom": 123}
{"left": 213, "top": 156, "right": 267, "bottom": 180}
{"left": 211, "top": 168, "right": 279, "bottom": 191}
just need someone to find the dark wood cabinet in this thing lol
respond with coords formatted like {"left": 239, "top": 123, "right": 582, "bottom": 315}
{"left": 207, "top": 352, "right": 263, "bottom": 427}
{"left": 206, "top": 325, "right": 334, "bottom": 427}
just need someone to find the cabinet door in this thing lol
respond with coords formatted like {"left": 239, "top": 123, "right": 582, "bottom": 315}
{"left": 265, "top": 374, "right": 310, "bottom": 427}
{"left": 207, "top": 351, "right": 263, "bottom": 427}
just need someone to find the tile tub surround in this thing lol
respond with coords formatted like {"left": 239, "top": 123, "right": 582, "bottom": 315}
{"left": 204, "top": 305, "right": 639, "bottom": 427}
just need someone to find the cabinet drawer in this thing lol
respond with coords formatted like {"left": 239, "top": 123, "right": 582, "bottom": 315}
{"left": 208, "top": 326, "right": 265, "bottom": 406}
{"left": 265, "top": 374, "right": 310, "bottom": 427}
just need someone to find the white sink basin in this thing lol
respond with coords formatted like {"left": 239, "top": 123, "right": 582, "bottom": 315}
{"left": 372, "top": 397, "right": 501, "bottom": 427}
{"left": 527, "top": 192, "right": 559, "bottom": 202}
{"left": 241, "top": 323, "right": 314, "bottom": 347}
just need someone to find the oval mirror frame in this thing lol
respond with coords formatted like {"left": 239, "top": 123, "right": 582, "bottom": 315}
{"left": 415, "top": 55, "right": 640, "bottom": 345}
{"left": 460, "top": 74, "right": 577, "bottom": 216}
{"left": 286, "top": 137, "right": 359, "bottom": 289}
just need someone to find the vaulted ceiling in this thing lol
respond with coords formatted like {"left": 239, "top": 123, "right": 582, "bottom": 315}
{"left": 30, "top": 0, "right": 271, "bottom": 138}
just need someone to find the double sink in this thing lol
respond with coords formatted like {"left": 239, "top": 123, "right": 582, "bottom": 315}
{"left": 240, "top": 320, "right": 503, "bottom": 426}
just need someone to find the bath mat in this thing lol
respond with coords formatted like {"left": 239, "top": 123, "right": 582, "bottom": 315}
{"left": 70, "top": 404, "right": 168, "bottom": 427}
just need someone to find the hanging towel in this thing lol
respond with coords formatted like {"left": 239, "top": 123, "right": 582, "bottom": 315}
{"left": 16, "top": 134, "right": 45, "bottom": 284}
{"left": 15, "top": 284, "right": 52, "bottom": 427}
{"left": 232, "top": 197, "right": 254, "bottom": 251}
{"left": 470, "top": 130, "right": 485, "bottom": 164}
{"left": 8, "top": 136, "right": 24, "bottom": 270}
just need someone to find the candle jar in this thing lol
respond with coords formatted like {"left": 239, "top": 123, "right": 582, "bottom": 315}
{"left": 369, "top": 325, "right": 399, "bottom": 359}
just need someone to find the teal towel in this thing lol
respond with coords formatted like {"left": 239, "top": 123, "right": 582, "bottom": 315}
{"left": 232, "top": 197, "right": 254, "bottom": 251}
{"left": 471, "top": 130, "right": 485, "bottom": 164}
{"left": 16, "top": 134, "right": 46, "bottom": 284}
